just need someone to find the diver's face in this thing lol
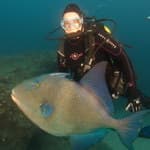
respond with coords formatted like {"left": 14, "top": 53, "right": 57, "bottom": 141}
{"left": 61, "top": 12, "right": 83, "bottom": 34}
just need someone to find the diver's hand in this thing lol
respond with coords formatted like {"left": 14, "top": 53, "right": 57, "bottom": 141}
{"left": 125, "top": 98, "right": 143, "bottom": 112}
{"left": 83, "top": 64, "right": 91, "bottom": 73}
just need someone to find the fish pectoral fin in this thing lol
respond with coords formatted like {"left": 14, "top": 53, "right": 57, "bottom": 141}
{"left": 70, "top": 129, "right": 108, "bottom": 150}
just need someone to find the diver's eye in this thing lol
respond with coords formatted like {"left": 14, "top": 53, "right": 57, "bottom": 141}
{"left": 73, "top": 19, "right": 80, "bottom": 24}
{"left": 64, "top": 21, "right": 70, "bottom": 28}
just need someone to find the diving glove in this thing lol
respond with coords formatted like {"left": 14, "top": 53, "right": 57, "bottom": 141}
{"left": 125, "top": 97, "right": 143, "bottom": 112}
{"left": 83, "top": 64, "right": 91, "bottom": 73}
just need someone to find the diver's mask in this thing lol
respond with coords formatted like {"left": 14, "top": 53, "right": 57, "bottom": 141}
{"left": 61, "top": 12, "right": 83, "bottom": 35}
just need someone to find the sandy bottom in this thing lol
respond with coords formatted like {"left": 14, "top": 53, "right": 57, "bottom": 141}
{"left": 0, "top": 51, "right": 149, "bottom": 150}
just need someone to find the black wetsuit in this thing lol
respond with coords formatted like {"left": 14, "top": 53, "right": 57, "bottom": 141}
{"left": 57, "top": 23, "right": 140, "bottom": 101}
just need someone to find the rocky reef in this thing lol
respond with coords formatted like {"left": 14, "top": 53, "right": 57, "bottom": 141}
{"left": 0, "top": 51, "right": 61, "bottom": 150}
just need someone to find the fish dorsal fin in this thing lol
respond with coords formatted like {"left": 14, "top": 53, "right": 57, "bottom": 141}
{"left": 80, "top": 61, "right": 114, "bottom": 114}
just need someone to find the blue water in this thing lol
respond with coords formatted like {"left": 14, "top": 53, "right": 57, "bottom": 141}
{"left": 0, "top": 0, "right": 149, "bottom": 54}
{"left": 0, "top": 0, "right": 150, "bottom": 149}
{"left": 1, "top": 0, "right": 150, "bottom": 90}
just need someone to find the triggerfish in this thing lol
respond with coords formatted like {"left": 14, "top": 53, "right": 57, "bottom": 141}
{"left": 11, "top": 61, "right": 149, "bottom": 150}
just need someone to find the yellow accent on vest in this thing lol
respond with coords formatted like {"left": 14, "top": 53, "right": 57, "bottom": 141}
{"left": 104, "top": 25, "right": 111, "bottom": 34}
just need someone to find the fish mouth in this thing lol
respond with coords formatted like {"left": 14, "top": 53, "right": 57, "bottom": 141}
{"left": 11, "top": 89, "right": 22, "bottom": 108}
{"left": 11, "top": 89, "right": 18, "bottom": 103}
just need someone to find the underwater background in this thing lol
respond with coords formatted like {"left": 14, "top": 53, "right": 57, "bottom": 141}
{"left": 0, "top": 0, "right": 150, "bottom": 150}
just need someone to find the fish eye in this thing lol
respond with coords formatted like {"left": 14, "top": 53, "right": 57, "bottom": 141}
{"left": 23, "top": 81, "right": 39, "bottom": 91}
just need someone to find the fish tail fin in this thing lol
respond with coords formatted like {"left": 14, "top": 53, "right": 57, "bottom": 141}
{"left": 116, "top": 110, "right": 150, "bottom": 150}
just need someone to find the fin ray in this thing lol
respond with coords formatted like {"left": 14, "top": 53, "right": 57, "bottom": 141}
{"left": 80, "top": 61, "right": 114, "bottom": 114}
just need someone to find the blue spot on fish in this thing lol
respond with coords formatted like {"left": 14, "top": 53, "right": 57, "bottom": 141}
{"left": 40, "top": 102, "right": 53, "bottom": 118}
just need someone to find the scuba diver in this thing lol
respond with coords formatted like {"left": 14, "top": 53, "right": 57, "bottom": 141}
{"left": 54, "top": 3, "right": 150, "bottom": 138}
